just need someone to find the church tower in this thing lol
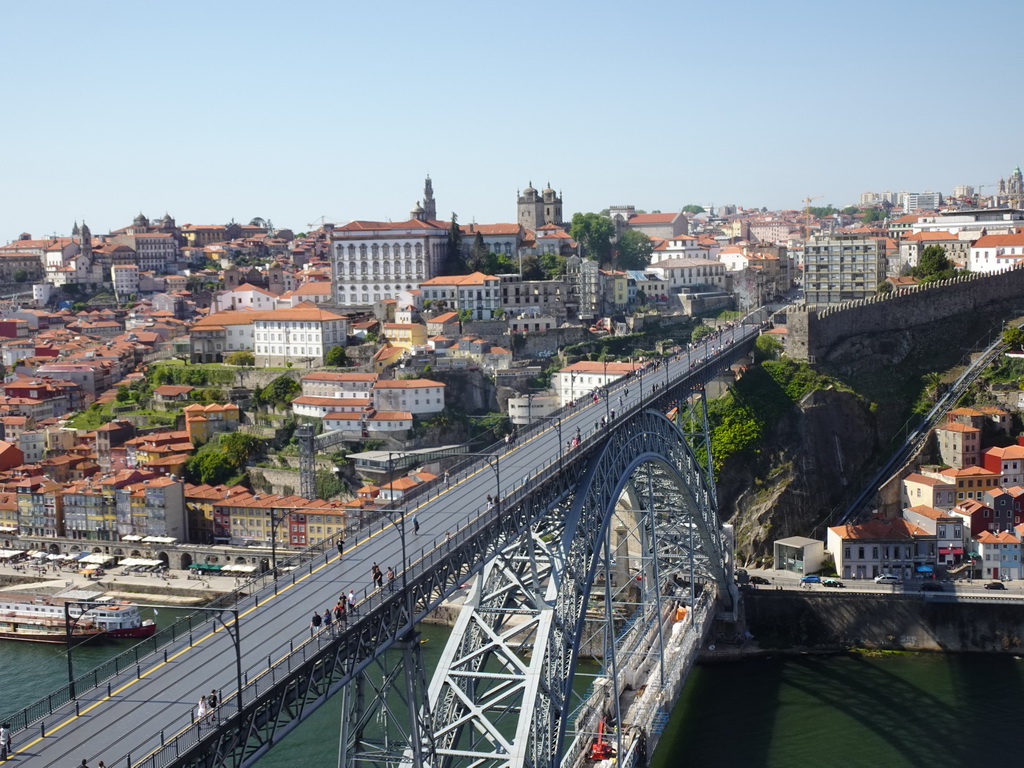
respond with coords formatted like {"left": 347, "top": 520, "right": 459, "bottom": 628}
{"left": 541, "top": 182, "right": 563, "bottom": 226}
{"left": 79, "top": 221, "right": 92, "bottom": 259}
{"left": 422, "top": 176, "right": 436, "bottom": 221}
{"left": 518, "top": 181, "right": 563, "bottom": 230}
{"left": 518, "top": 182, "right": 544, "bottom": 231}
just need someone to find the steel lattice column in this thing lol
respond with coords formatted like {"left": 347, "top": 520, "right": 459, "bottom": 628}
{"left": 427, "top": 407, "right": 730, "bottom": 768}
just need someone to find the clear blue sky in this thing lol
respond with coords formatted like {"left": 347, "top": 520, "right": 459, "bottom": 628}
{"left": 3, "top": 0, "right": 1019, "bottom": 244}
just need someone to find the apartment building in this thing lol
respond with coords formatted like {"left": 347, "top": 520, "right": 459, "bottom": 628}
{"left": 803, "top": 235, "right": 887, "bottom": 305}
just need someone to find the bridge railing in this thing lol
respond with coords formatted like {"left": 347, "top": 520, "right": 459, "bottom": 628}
{"left": 128, "top": 332, "right": 759, "bottom": 768}
{"left": 16, "top": 327, "right": 761, "bottom": 756}
{"left": 370, "top": 325, "right": 758, "bottom": 516}
{"left": 0, "top": 530, "right": 343, "bottom": 734}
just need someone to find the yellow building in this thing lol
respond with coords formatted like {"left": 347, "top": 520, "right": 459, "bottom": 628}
{"left": 381, "top": 322, "right": 427, "bottom": 350}
{"left": 184, "top": 403, "right": 240, "bottom": 444}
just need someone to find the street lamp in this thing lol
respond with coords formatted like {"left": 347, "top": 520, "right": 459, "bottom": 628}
{"left": 451, "top": 452, "right": 501, "bottom": 516}
{"left": 267, "top": 509, "right": 293, "bottom": 581}
{"left": 64, "top": 602, "right": 242, "bottom": 716}
{"left": 529, "top": 414, "right": 564, "bottom": 469}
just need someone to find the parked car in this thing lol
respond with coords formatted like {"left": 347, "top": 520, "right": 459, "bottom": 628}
{"left": 822, "top": 578, "right": 845, "bottom": 588}
{"left": 874, "top": 574, "right": 900, "bottom": 584}
{"left": 799, "top": 575, "right": 821, "bottom": 584}
{"left": 919, "top": 582, "right": 945, "bottom": 592}
{"left": 749, "top": 576, "right": 770, "bottom": 585}
{"left": 984, "top": 581, "right": 1008, "bottom": 590}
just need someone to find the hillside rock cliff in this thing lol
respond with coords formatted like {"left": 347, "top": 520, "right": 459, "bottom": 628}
{"left": 716, "top": 387, "right": 879, "bottom": 565}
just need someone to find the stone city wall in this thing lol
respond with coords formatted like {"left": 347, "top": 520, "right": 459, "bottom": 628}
{"left": 745, "top": 590, "right": 1024, "bottom": 653}
{"left": 788, "top": 265, "right": 1024, "bottom": 361}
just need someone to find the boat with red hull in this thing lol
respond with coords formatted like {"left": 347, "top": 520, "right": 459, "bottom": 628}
{"left": 0, "top": 593, "right": 156, "bottom": 643}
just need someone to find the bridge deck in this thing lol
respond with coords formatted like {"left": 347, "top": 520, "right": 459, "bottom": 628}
{"left": 11, "top": 322, "right": 757, "bottom": 767}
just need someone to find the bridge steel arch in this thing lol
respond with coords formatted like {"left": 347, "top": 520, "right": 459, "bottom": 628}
{"left": 428, "top": 403, "right": 736, "bottom": 768}
{"left": 118, "top": 331, "right": 756, "bottom": 768}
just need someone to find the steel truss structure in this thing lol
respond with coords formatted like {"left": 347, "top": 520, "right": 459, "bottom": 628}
{"left": 427, "top": 402, "right": 734, "bottom": 768}
{"left": 144, "top": 336, "right": 753, "bottom": 768}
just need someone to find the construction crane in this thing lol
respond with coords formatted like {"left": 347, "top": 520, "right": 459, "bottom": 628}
{"left": 306, "top": 215, "right": 340, "bottom": 230}
{"left": 802, "top": 195, "right": 822, "bottom": 241}
{"left": 973, "top": 183, "right": 998, "bottom": 204}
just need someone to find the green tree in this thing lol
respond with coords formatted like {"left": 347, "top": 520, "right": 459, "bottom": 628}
{"left": 808, "top": 205, "right": 838, "bottom": 218}
{"left": 753, "top": 334, "right": 783, "bottom": 362}
{"left": 482, "top": 251, "right": 516, "bottom": 275}
{"left": 12, "top": 269, "right": 27, "bottom": 283}
{"left": 446, "top": 212, "right": 464, "bottom": 273}
{"left": 185, "top": 447, "right": 234, "bottom": 485}
{"left": 458, "top": 308, "right": 473, "bottom": 323}
{"left": 539, "top": 252, "right": 566, "bottom": 279}
{"left": 467, "top": 232, "right": 488, "bottom": 271}
{"left": 315, "top": 469, "right": 347, "bottom": 500}
{"left": 225, "top": 350, "right": 255, "bottom": 366}
{"left": 913, "top": 245, "right": 955, "bottom": 282}
{"left": 519, "top": 253, "right": 544, "bottom": 280}
{"left": 681, "top": 204, "right": 705, "bottom": 214}
{"left": 1003, "top": 327, "right": 1024, "bottom": 351}
{"left": 325, "top": 345, "right": 348, "bottom": 367}
{"left": 877, "top": 281, "right": 893, "bottom": 294}
{"left": 616, "top": 230, "right": 653, "bottom": 271}
{"left": 221, "top": 432, "right": 264, "bottom": 469}
{"left": 256, "top": 376, "right": 300, "bottom": 409}
{"left": 842, "top": 206, "right": 859, "bottom": 215}
{"left": 862, "top": 208, "right": 886, "bottom": 224}
{"left": 570, "top": 212, "right": 614, "bottom": 265}
{"left": 691, "top": 324, "right": 714, "bottom": 343}
{"left": 115, "top": 386, "right": 131, "bottom": 403}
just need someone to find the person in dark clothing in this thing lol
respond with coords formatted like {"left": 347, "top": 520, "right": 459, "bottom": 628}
{"left": 310, "top": 610, "right": 322, "bottom": 635}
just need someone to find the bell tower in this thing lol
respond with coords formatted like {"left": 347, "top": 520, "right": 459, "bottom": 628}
{"left": 422, "top": 176, "right": 436, "bottom": 221}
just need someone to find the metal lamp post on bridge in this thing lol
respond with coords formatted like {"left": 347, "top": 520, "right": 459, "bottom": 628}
{"left": 449, "top": 451, "right": 501, "bottom": 518}
{"left": 266, "top": 508, "right": 296, "bottom": 585}
{"left": 64, "top": 602, "right": 243, "bottom": 716}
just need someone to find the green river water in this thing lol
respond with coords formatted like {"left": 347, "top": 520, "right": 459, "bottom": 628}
{"left": 3, "top": 616, "right": 1022, "bottom": 767}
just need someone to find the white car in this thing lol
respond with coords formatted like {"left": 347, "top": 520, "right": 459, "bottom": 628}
{"left": 874, "top": 574, "right": 900, "bottom": 584}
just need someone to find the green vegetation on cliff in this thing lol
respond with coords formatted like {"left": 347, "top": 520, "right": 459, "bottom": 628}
{"left": 708, "top": 359, "right": 850, "bottom": 473}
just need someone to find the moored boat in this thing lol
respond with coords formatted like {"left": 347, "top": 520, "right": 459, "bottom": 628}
{"left": 0, "top": 593, "right": 156, "bottom": 643}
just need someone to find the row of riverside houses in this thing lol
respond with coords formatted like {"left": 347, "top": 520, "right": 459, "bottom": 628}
{"left": 827, "top": 406, "right": 1024, "bottom": 581}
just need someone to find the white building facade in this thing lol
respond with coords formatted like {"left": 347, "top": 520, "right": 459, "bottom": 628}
{"left": 372, "top": 379, "right": 445, "bottom": 415}
{"left": 331, "top": 220, "right": 448, "bottom": 308}
{"left": 253, "top": 306, "right": 348, "bottom": 367}
{"left": 553, "top": 361, "right": 642, "bottom": 407}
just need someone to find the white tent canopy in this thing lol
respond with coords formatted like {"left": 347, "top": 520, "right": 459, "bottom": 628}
{"left": 80, "top": 553, "right": 115, "bottom": 565}
{"left": 119, "top": 558, "right": 164, "bottom": 568}
{"left": 0, "top": 549, "right": 25, "bottom": 559}
{"left": 220, "top": 564, "right": 257, "bottom": 573}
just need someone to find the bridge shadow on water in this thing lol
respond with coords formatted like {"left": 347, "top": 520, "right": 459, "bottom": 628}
{"left": 652, "top": 652, "right": 1024, "bottom": 768}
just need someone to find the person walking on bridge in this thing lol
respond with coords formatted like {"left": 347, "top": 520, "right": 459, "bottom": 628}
{"left": 348, "top": 589, "right": 358, "bottom": 614}
{"left": 197, "top": 696, "right": 209, "bottom": 729}
{"left": 337, "top": 539, "right": 344, "bottom": 560}
{"left": 413, "top": 514, "right": 420, "bottom": 535}
{"left": 387, "top": 566, "right": 395, "bottom": 592}
{"left": 0, "top": 722, "right": 11, "bottom": 760}
{"left": 310, "top": 610, "right": 322, "bottom": 636}
{"left": 207, "top": 689, "right": 218, "bottom": 725}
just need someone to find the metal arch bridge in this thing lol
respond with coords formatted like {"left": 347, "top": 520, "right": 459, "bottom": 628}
{"left": 8, "top": 321, "right": 759, "bottom": 768}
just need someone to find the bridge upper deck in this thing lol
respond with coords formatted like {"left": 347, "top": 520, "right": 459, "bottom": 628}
{"left": 10, "top": 319, "right": 759, "bottom": 767}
